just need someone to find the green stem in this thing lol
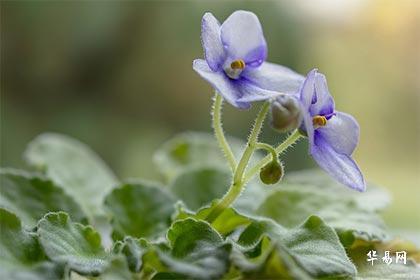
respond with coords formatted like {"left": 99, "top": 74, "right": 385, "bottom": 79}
{"left": 205, "top": 102, "right": 270, "bottom": 223}
{"left": 255, "top": 142, "right": 278, "bottom": 162}
{"left": 212, "top": 93, "right": 236, "bottom": 172}
{"left": 243, "top": 129, "right": 302, "bottom": 184}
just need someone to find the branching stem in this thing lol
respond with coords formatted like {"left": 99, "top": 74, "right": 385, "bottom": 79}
{"left": 243, "top": 129, "right": 302, "bottom": 184}
{"left": 205, "top": 101, "right": 270, "bottom": 223}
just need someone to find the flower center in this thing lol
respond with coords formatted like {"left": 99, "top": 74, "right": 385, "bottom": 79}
{"left": 230, "top": 59, "right": 245, "bottom": 70}
{"left": 224, "top": 59, "right": 246, "bottom": 80}
{"left": 312, "top": 115, "right": 327, "bottom": 128}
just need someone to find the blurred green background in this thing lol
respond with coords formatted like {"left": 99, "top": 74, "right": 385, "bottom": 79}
{"left": 1, "top": 0, "right": 419, "bottom": 230}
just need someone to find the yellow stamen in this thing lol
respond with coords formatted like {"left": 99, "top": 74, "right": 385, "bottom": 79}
{"left": 230, "top": 59, "right": 245, "bottom": 70}
{"left": 312, "top": 115, "right": 327, "bottom": 128}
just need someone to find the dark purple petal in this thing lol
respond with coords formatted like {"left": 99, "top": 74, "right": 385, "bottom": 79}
{"left": 317, "top": 111, "right": 360, "bottom": 155}
{"left": 242, "top": 62, "right": 304, "bottom": 93}
{"left": 311, "top": 133, "right": 366, "bottom": 191}
{"left": 309, "top": 72, "right": 335, "bottom": 117}
{"left": 300, "top": 69, "right": 318, "bottom": 111}
{"left": 193, "top": 59, "right": 250, "bottom": 109}
{"left": 201, "top": 13, "right": 226, "bottom": 72}
{"left": 220, "top": 10, "right": 267, "bottom": 66}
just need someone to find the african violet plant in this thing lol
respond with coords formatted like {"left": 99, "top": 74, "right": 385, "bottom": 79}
{"left": 1, "top": 10, "right": 419, "bottom": 280}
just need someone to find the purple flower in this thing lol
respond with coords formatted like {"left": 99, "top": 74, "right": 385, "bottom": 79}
{"left": 299, "top": 69, "right": 366, "bottom": 191}
{"left": 193, "top": 11, "right": 303, "bottom": 109}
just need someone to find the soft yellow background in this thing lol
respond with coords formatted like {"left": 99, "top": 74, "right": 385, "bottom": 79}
{"left": 1, "top": 0, "right": 419, "bottom": 230}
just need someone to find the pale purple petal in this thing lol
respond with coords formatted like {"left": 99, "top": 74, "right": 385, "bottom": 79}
{"left": 242, "top": 62, "right": 304, "bottom": 93}
{"left": 236, "top": 83, "right": 284, "bottom": 102}
{"left": 201, "top": 13, "right": 226, "bottom": 72}
{"left": 220, "top": 10, "right": 267, "bottom": 66}
{"left": 311, "top": 133, "right": 366, "bottom": 191}
{"left": 317, "top": 112, "right": 360, "bottom": 155}
{"left": 193, "top": 59, "right": 250, "bottom": 109}
{"left": 300, "top": 69, "right": 318, "bottom": 111}
{"left": 301, "top": 107, "right": 315, "bottom": 148}
{"left": 309, "top": 72, "right": 335, "bottom": 117}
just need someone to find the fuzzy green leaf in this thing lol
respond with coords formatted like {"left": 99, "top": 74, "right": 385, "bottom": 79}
{"left": 113, "top": 237, "right": 148, "bottom": 273}
{"left": 257, "top": 170, "right": 389, "bottom": 243}
{"left": 356, "top": 261, "right": 420, "bottom": 279}
{"left": 104, "top": 181, "right": 176, "bottom": 240}
{"left": 169, "top": 167, "right": 230, "bottom": 211}
{"left": 174, "top": 201, "right": 251, "bottom": 236}
{"left": 24, "top": 133, "right": 118, "bottom": 217}
{"left": 0, "top": 208, "right": 64, "bottom": 279}
{"left": 237, "top": 216, "right": 357, "bottom": 279}
{"left": 99, "top": 257, "right": 135, "bottom": 280}
{"left": 157, "top": 218, "right": 231, "bottom": 279}
{"left": 154, "top": 132, "right": 260, "bottom": 182}
{"left": 0, "top": 168, "right": 87, "bottom": 227}
{"left": 37, "top": 212, "right": 109, "bottom": 275}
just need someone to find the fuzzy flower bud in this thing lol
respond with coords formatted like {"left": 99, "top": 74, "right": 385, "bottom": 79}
{"left": 270, "top": 95, "right": 303, "bottom": 133}
{"left": 259, "top": 160, "right": 284, "bottom": 185}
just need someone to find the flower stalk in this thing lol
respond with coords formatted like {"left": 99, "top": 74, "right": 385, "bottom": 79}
{"left": 205, "top": 101, "right": 270, "bottom": 223}
{"left": 243, "top": 129, "right": 302, "bottom": 184}
{"left": 212, "top": 93, "right": 236, "bottom": 172}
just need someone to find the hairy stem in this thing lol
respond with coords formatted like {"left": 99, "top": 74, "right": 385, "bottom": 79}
{"left": 212, "top": 93, "right": 236, "bottom": 172}
{"left": 206, "top": 102, "right": 270, "bottom": 223}
{"left": 255, "top": 142, "right": 278, "bottom": 162}
{"left": 243, "top": 129, "right": 302, "bottom": 184}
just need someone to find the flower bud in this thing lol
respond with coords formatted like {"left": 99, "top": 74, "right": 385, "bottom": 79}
{"left": 259, "top": 160, "right": 284, "bottom": 185}
{"left": 270, "top": 95, "right": 303, "bottom": 133}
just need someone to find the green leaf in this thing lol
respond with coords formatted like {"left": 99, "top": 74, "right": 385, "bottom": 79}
{"left": 356, "top": 261, "right": 420, "bottom": 279}
{"left": 113, "top": 237, "right": 148, "bottom": 273}
{"left": 232, "top": 240, "right": 312, "bottom": 280}
{"left": 237, "top": 216, "right": 357, "bottom": 279}
{"left": 154, "top": 132, "right": 252, "bottom": 182}
{"left": 0, "top": 168, "right": 87, "bottom": 227}
{"left": 174, "top": 201, "right": 251, "bottom": 236}
{"left": 233, "top": 177, "right": 276, "bottom": 215}
{"left": 257, "top": 170, "right": 389, "bottom": 243}
{"left": 169, "top": 166, "right": 273, "bottom": 217}
{"left": 0, "top": 208, "right": 64, "bottom": 280}
{"left": 285, "top": 169, "right": 391, "bottom": 212}
{"left": 24, "top": 133, "right": 118, "bottom": 217}
{"left": 169, "top": 167, "right": 230, "bottom": 211}
{"left": 154, "top": 132, "right": 272, "bottom": 214}
{"left": 104, "top": 181, "right": 176, "bottom": 240}
{"left": 157, "top": 218, "right": 231, "bottom": 279}
{"left": 99, "top": 257, "right": 135, "bottom": 280}
{"left": 37, "top": 212, "right": 109, "bottom": 275}
{"left": 280, "top": 215, "right": 356, "bottom": 278}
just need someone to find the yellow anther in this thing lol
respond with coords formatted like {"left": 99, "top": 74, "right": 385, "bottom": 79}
{"left": 230, "top": 59, "right": 246, "bottom": 70}
{"left": 312, "top": 115, "right": 327, "bottom": 128}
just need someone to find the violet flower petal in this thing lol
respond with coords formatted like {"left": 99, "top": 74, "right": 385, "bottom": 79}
{"left": 312, "top": 133, "right": 366, "bottom": 191}
{"left": 221, "top": 10, "right": 267, "bottom": 66}
{"left": 317, "top": 111, "right": 360, "bottom": 155}
{"left": 243, "top": 62, "right": 304, "bottom": 93}
{"left": 193, "top": 59, "right": 250, "bottom": 109}
{"left": 300, "top": 69, "right": 318, "bottom": 111}
{"left": 201, "top": 13, "right": 226, "bottom": 72}
{"left": 235, "top": 79, "right": 283, "bottom": 102}
{"left": 310, "top": 72, "right": 335, "bottom": 117}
